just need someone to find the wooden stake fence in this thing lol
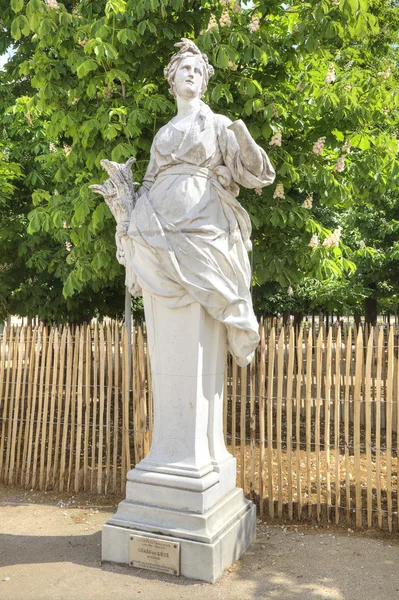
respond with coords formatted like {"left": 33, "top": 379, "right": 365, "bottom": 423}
{"left": 0, "top": 322, "right": 398, "bottom": 531}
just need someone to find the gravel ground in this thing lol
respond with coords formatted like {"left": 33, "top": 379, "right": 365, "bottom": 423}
{"left": 1, "top": 484, "right": 399, "bottom": 600}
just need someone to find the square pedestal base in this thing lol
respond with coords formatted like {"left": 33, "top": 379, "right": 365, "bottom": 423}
{"left": 102, "top": 497, "right": 256, "bottom": 583}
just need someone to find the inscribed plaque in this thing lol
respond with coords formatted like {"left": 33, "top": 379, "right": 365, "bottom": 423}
{"left": 129, "top": 535, "right": 180, "bottom": 576}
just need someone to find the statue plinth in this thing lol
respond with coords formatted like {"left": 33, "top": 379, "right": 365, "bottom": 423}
{"left": 102, "top": 294, "right": 256, "bottom": 582}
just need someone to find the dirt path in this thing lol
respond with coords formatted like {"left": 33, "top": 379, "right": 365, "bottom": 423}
{"left": 1, "top": 484, "right": 398, "bottom": 600}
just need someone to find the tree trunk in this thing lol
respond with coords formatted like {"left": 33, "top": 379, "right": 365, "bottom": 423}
{"left": 354, "top": 313, "right": 361, "bottom": 329}
{"left": 293, "top": 312, "right": 303, "bottom": 332}
{"left": 365, "top": 297, "right": 378, "bottom": 327}
{"left": 283, "top": 309, "right": 290, "bottom": 327}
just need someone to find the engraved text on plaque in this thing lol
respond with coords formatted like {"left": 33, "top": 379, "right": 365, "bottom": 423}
{"left": 129, "top": 535, "right": 180, "bottom": 576}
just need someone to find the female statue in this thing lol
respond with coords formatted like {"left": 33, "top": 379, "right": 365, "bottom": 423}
{"left": 93, "top": 38, "right": 275, "bottom": 367}
{"left": 98, "top": 39, "right": 276, "bottom": 582}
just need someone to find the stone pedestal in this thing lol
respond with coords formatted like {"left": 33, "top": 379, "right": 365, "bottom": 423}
{"left": 102, "top": 294, "right": 256, "bottom": 583}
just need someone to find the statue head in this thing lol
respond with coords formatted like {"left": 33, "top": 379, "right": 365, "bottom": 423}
{"left": 164, "top": 38, "right": 214, "bottom": 99}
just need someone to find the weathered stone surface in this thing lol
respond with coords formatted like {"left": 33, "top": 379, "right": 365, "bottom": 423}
{"left": 93, "top": 38, "right": 274, "bottom": 583}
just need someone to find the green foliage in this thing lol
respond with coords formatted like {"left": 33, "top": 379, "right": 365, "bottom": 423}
{"left": 1, "top": 0, "right": 398, "bottom": 320}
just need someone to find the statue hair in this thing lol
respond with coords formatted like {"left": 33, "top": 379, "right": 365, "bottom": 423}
{"left": 164, "top": 38, "right": 214, "bottom": 98}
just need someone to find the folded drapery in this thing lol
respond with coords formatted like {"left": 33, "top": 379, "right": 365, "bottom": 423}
{"left": 116, "top": 105, "right": 275, "bottom": 366}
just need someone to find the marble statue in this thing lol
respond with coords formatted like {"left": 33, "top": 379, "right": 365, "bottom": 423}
{"left": 92, "top": 38, "right": 275, "bottom": 367}
{"left": 93, "top": 38, "right": 275, "bottom": 583}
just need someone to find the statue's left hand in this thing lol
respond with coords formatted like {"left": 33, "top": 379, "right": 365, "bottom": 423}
{"left": 90, "top": 157, "right": 138, "bottom": 224}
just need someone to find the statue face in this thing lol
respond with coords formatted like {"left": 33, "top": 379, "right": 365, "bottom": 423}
{"left": 173, "top": 56, "right": 204, "bottom": 99}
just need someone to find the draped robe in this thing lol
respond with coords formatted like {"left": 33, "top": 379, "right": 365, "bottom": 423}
{"left": 122, "top": 102, "right": 275, "bottom": 366}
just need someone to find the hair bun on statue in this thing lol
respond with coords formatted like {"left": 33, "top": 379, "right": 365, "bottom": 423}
{"left": 164, "top": 38, "right": 214, "bottom": 98}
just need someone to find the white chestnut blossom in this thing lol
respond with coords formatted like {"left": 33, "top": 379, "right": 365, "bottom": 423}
{"left": 248, "top": 15, "right": 260, "bottom": 32}
{"left": 378, "top": 66, "right": 391, "bottom": 79}
{"left": 302, "top": 193, "right": 313, "bottom": 209}
{"left": 64, "top": 144, "right": 72, "bottom": 156}
{"left": 269, "top": 132, "right": 282, "bottom": 147}
{"left": 308, "top": 234, "right": 320, "bottom": 248}
{"left": 46, "top": 0, "right": 59, "bottom": 8}
{"left": 207, "top": 14, "right": 218, "bottom": 30}
{"left": 233, "top": 1, "right": 241, "bottom": 13}
{"left": 49, "top": 143, "right": 57, "bottom": 153}
{"left": 228, "top": 60, "right": 238, "bottom": 71}
{"left": 273, "top": 183, "right": 285, "bottom": 199}
{"left": 255, "top": 188, "right": 262, "bottom": 197}
{"left": 219, "top": 9, "right": 232, "bottom": 27}
{"left": 325, "top": 64, "right": 336, "bottom": 84}
{"left": 271, "top": 104, "right": 279, "bottom": 118}
{"left": 323, "top": 227, "right": 342, "bottom": 248}
{"left": 341, "top": 139, "right": 351, "bottom": 153}
{"left": 287, "top": 286, "right": 294, "bottom": 297}
{"left": 312, "top": 136, "right": 326, "bottom": 155}
{"left": 335, "top": 155, "right": 345, "bottom": 172}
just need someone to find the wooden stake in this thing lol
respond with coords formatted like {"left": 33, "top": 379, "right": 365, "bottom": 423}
{"left": 97, "top": 325, "right": 105, "bottom": 494}
{"left": 259, "top": 324, "right": 266, "bottom": 516}
{"left": 60, "top": 328, "right": 73, "bottom": 492}
{"left": 315, "top": 328, "right": 323, "bottom": 521}
{"left": 112, "top": 323, "right": 119, "bottom": 493}
{"left": 232, "top": 359, "right": 238, "bottom": 458}
{"left": 32, "top": 327, "right": 48, "bottom": 489}
{"left": 249, "top": 350, "right": 256, "bottom": 503}
{"left": 5, "top": 327, "right": 19, "bottom": 482}
{"left": 240, "top": 363, "right": 247, "bottom": 494}
{"left": 325, "top": 329, "right": 332, "bottom": 522}
{"left": 344, "top": 327, "right": 352, "bottom": 526}
{"left": 386, "top": 327, "right": 394, "bottom": 532}
{"left": 286, "top": 327, "right": 294, "bottom": 520}
{"left": 46, "top": 328, "right": 59, "bottom": 490}
{"left": 8, "top": 328, "right": 24, "bottom": 485}
{"left": 334, "top": 327, "right": 341, "bottom": 525}
{"left": 52, "top": 327, "right": 66, "bottom": 489}
{"left": 16, "top": 326, "right": 32, "bottom": 482}
{"left": 21, "top": 327, "right": 37, "bottom": 485}
{"left": 365, "top": 327, "right": 373, "bottom": 527}
{"left": 105, "top": 324, "right": 113, "bottom": 494}
{"left": 73, "top": 328, "right": 84, "bottom": 493}
{"left": 305, "top": 327, "right": 313, "bottom": 518}
{"left": 354, "top": 327, "right": 363, "bottom": 528}
{"left": 267, "top": 327, "right": 275, "bottom": 519}
{"left": 67, "top": 327, "right": 80, "bottom": 492}
{"left": 138, "top": 325, "right": 147, "bottom": 461}
{"left": 25, "top": 327, "right": 41, "bottom": 488}
{"left": 84, "top": 325, "right": 91, "bottom": 492}
{"left": 296, "top": 328, "right": 303, "bottom": 520}
{"left": 276, "top": 328, "right": 284, "bottom": 518}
